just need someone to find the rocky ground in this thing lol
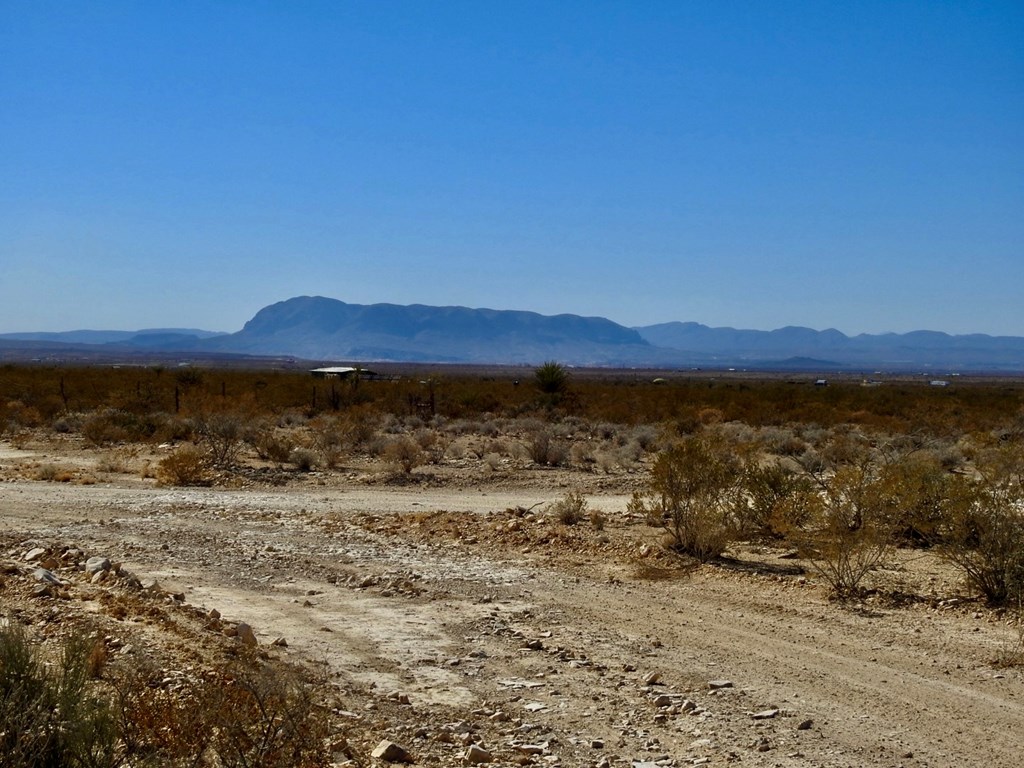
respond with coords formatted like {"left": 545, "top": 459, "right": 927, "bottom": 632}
{"left": 1, "top": 436, "right": 1023, "bottom": 768}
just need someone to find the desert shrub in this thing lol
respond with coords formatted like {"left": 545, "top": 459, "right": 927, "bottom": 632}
{"left": 550, "top": 490, "right": 588, "bottom": 526}
{"left": 415, "top": 428, "right": 448, "bottom": 464}
{"left": 157, "top": 446, "right": 211, "bottom": 486}
{"left": 289, "top": 447, "right": 318, "bottom": 472}
{"left": 569, "top": 441, "right": 595, "bottom": 468}
{"left": 276, "top": 409, "right": 308, "bottom": 428}
{"left": 51, "top": 411, "right": 85, "bottom": 434}
{"left": 112, "top": 654, "right": 331, "bottom": 767}
{"left": 799, "top": 464, "right": 896, "bottom": 599}
{"left": 938, "top": 451, "right": 1024, "bottom": 605}
{"left": 483, "top": 452, "right": 503, "bottom": 471}
{"left": 82, "top": 408, "right": 133, "bottom": 445}
{"left": 2, "top": 401, "right": 43, "bottom": 432}
{"left": 384, "top": 436, "right": 423, "bottom": 474}
{"left": 590, "top": 510, "right": 607, "bottom": 531}
{"left": 95, "top": 446, "right": 138, "bottom": 474}
{"left": 249, "top": 425, "right": 296, "bottom": 464}
{"left": 206, "top": 661, "right": 330, "bottom": 768}
{"left": 527, "top": 429, "right": 568, "bottom": 466}
{"left": 628, "top": 431, "right": 744, "bottom": 561}
{"left": 34, "top": 463, "right": 73, "bottom": 482}
{"left": 631, "top": 424, "right": 660, "bottom": 451}
{"left": 738, "top": 462, "right": 820, "bottom": 539}
{"left": 195, "top": 411, "right": 245, "bottom": 467}
{"left": 0, "top": 623, "right": 119, "bottom": 768}
{"left": 873, "top": 457, "right": 974, "bottom": 546}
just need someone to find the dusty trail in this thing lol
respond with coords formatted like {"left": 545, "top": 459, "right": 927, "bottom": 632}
{"left": 2, "top": 479, "right": 1022, "bottom": 767}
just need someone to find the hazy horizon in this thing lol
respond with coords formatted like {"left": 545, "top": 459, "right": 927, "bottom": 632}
{"left": 3, "top": 2, "right": 1021, "bottom": 337}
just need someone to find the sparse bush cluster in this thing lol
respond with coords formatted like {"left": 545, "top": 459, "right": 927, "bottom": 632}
{"left": 3, "top": 363, "right": 1024, "bottom": 606}
{"left": 0, "top": 621, "right": 331, "bottom": 768}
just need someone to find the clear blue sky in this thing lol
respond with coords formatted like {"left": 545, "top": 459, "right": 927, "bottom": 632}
{"left": 2, "top": 1, "right": 1021, "bottom": 336}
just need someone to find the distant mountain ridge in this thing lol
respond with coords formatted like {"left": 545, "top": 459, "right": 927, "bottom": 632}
{"left": 635, "top": 322, "right": 1024, "bottom": 370}
{"left": 2, "top": 298, "right": 1023, "bottom": 371}
{"left": 0, "top": 329, "right": 225, "bottom": 345}
{"left": 200, "top": 296, "right": 664, "bottom": 365}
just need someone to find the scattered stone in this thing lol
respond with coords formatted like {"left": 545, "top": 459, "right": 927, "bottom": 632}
{"left": 85, "top": 556, "right": 111, "bottom": 575}
{"left": 652, "top": 694, "right": 673, "bottom": 708}
{"left": 24, "top": 547, "right": 46, "bottom": 563}
{"left": 464, "top": 744, "right": 493, "bottom": 764}
{"left": 643, "top": 672, "right": 661, "bottom": 685}
{"left": 272, "top": 637, "right": 288, "bottom": 647}
{"left": 590, "top": 739, "right": 604, "bottom": 749}
{"left": 371, "top": 739, "right": 413, "bottom": 763}
{"left": 235, "top": 622, "right": 257, "bottom": 646}
{"left": 208, "top": 608, "right": 221, "bottom": 620}
{"left": 515, "top": 745, "right": 544, "bottom": 755}
{"left": 751, "top": 709, "right": 779, "bottom": 720}
{"left": 797, "top": 719, "right": 813, "bottom": 730}
{"left": 32, "top": 568, "right": 62, "bottom": 586}
{"left": 708, "top": 680, "right": 733, "bottom": 690}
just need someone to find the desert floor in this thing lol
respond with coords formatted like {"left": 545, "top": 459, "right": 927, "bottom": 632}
{"left": 1, "top": 438, "right": 1022, "bottom": 768}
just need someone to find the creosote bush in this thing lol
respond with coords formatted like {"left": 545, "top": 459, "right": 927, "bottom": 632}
{"left": 799, "top": 464, "right": 895, "bottom": 600}
{"left": 938, "top": 448, "right": 1024, "bottom": 606}
{"left": 629, "top": 431, "right": 744, "bottom": 561}
{"left": 550, "top": 490, "right": 588, "bottom": 526}
{"left": 157, "top": 446, "right": 211, "bottom": 486}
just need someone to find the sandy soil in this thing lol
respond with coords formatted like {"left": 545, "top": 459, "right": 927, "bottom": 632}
{"left": 1, "top": 438, "right": 1022, "bottom": 768}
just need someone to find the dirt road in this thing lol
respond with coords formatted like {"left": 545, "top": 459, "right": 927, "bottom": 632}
{"left": 2, "top": 477, "right": 1022, "bottom": 767}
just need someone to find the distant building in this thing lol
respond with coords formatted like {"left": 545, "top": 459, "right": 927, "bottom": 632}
{"left": 814, "top": 379, "right": 828, "bottom": 387}
{"left": 310, "top": 366, "right": 378, "bottom": 380}
{"left": 929, "top": 380, "right": 950, "bottom": 387}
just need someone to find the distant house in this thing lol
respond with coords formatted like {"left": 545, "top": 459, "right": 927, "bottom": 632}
{"left": 929, "top": 380, "right": 950, "bottom": 387}
{"left": 310, "top": 366, "right": 378, "bottom": 380}
{"left": 814, "top": 379, "right": 828, "bottom": 387}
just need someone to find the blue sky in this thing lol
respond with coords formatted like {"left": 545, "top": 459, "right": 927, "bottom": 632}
{"left": 2, "top": 1, "right": 1021, "bottom": 336}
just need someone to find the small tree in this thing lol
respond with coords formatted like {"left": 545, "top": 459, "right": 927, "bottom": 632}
{"left": 628, "top": 431, "right": 743, "bottom": 561}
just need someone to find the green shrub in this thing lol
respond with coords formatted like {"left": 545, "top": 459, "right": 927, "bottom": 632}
{"left": 799, "top": 464, "right": 895, "bottom": 600}
{"left": 628, "top": 431, "right": 744, "bottom": 561}
{"left": 738, "top": 462, "right": 819, "bottom": 539}
{"left": 0, "top": 623, "right": 119, "bottom": 768}
{"left": 938, "top": 454, "right": 1024, "bottom": 606}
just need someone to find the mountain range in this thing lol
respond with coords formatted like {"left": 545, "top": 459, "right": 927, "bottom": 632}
{"left": 2, "top": 296, "right": 1023, "bottom": 371}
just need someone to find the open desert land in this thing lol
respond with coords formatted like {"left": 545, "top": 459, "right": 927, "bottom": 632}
{"left": 2, "top": 398, "right": 1023, "bottom": 768}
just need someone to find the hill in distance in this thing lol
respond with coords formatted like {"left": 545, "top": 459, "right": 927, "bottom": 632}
{"left": 200, "top": 296, "right": 673, "bottom": 366}
{"left": 3, "top": 297, "right": 1023, "bottom": 371}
